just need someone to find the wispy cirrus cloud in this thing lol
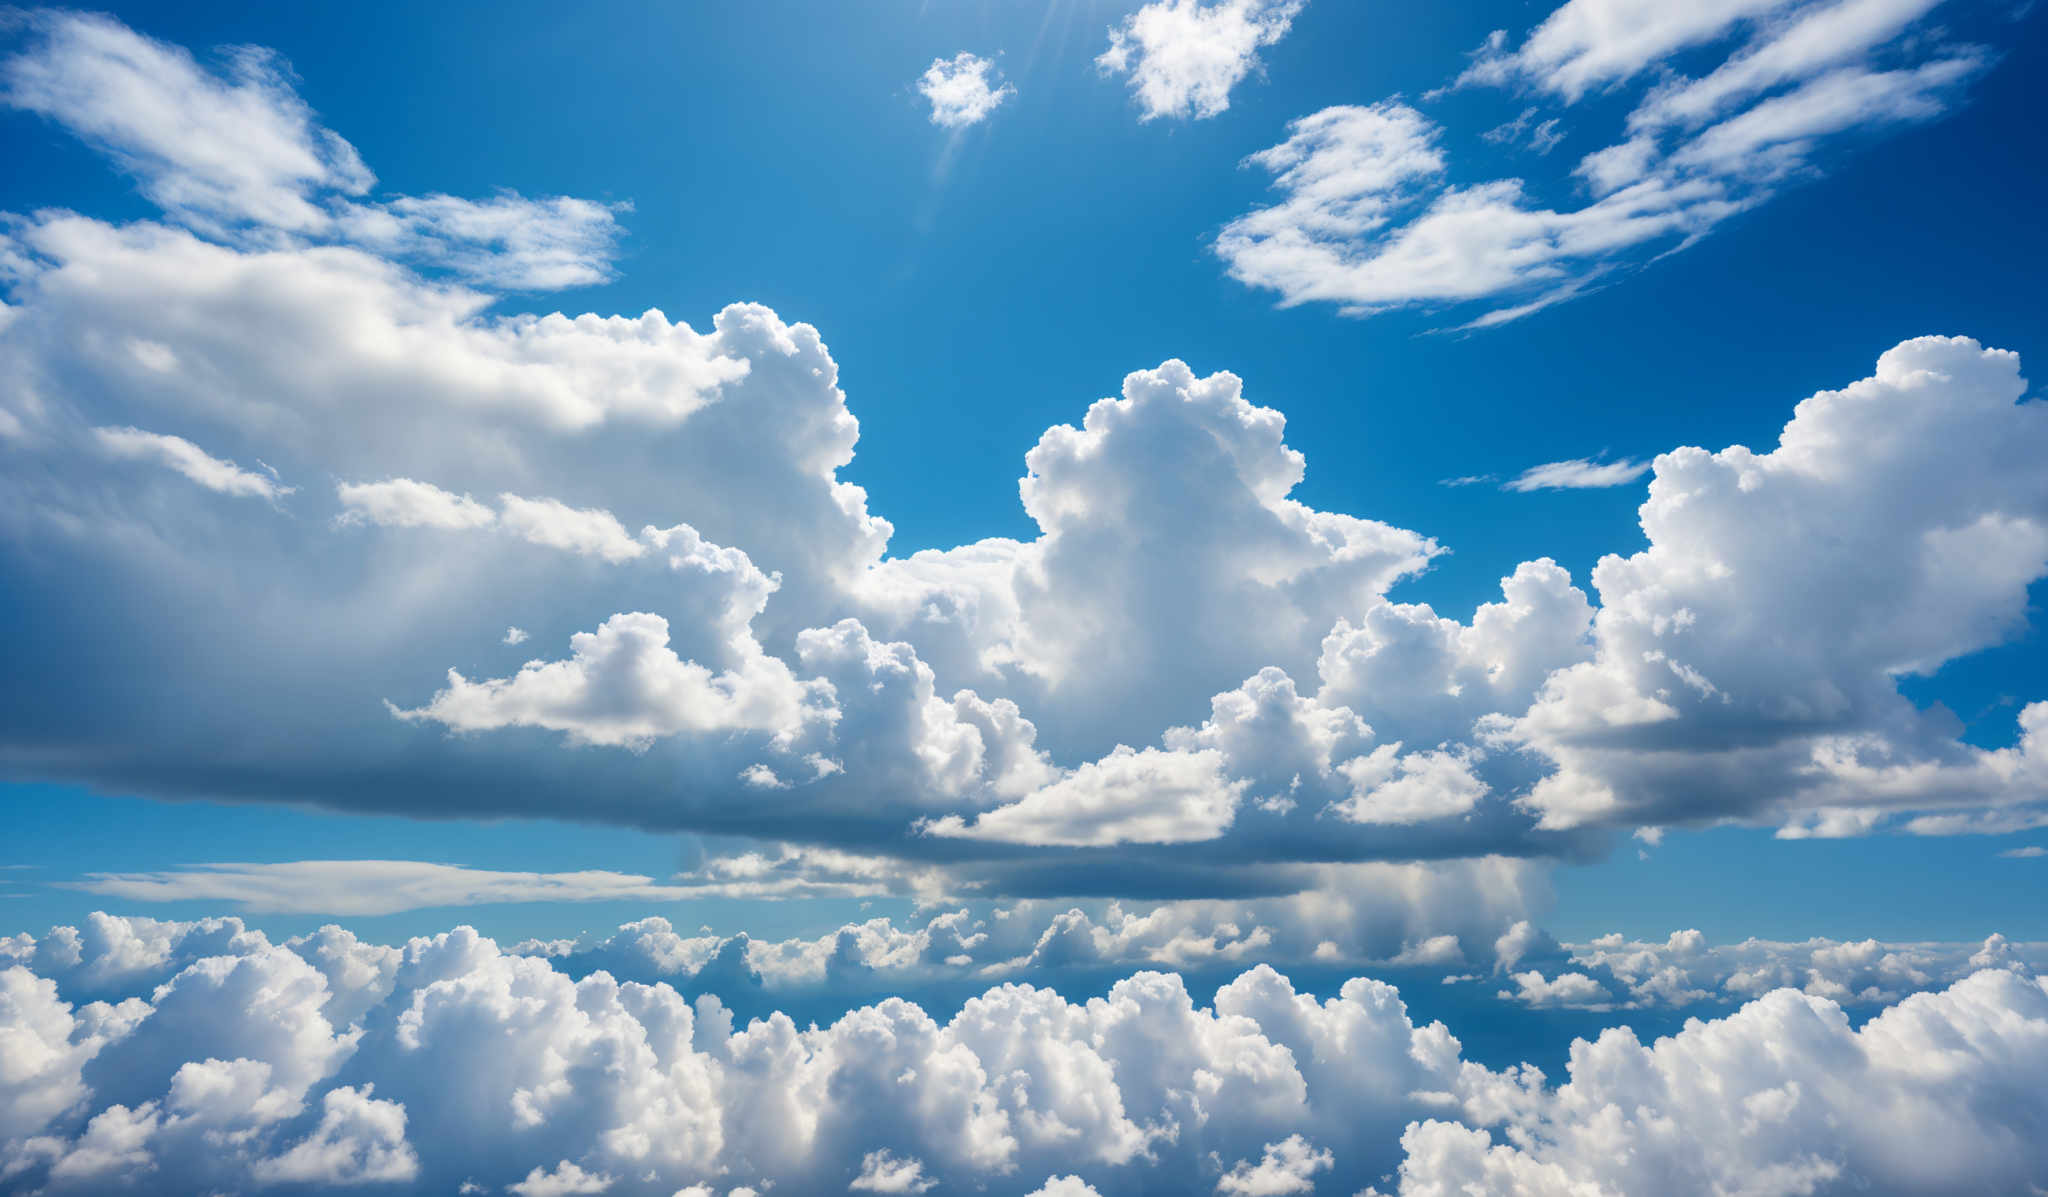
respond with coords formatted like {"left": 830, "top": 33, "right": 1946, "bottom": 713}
{"left": 1219, "top": 0, "right": 1986, "bottom": 324}
{"left": 1501, "top": 455, "right": 1652, "bottom": 491}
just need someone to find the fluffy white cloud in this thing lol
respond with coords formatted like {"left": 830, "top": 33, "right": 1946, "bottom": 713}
{"left": 1097, "top": 0, "right": 1302, "bottom": 121}
{"left": 1215, "top": 1134, "right": 1333, "bottom": 1195}
{"left": 3, "top": 11, "right": 2045, "bottom": 911}
{"left": 1488, "top": 928, "right": 2048, "bottom": 1010}
{"left": 850, "top": 1149, "right": 937, "bottom": 1193}
{"left": 926, "top": 746, "right": 1245, "bottom": 846}
{"left": 3, "top": 914, "right": 2045, "bottom": 1195}
{"left": 1380, "top": 968, "right": 2048, "bottom": 1196}
{"left": 336, "top": 478, "right": 495, "bottom": 529}
{"left": 916, "top": 53, "right": 1014, "bottom": 128}
{"left": 1505, "top": 337, "right": 2048, "bottom": 833}
{"left": 1223, "top": 0, "right": 1981, "bottom": 323}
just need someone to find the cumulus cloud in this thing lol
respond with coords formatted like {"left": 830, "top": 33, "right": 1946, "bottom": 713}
{"left": 1097, "top": 0, "right": 1302, "bottom": 121}
{"left": 3, "top": 12, "right": 2046, "bottom": 914}
{"left": 1503, "top": 336, "right": 2048, "bottom": 834}
{"left": 2, "top": 913, "right": 2045, "bottom": 1195}
{"left": 1221, "top": 0, "right": 1983, "bottom": 323}
{"left": 916, "top": 53, "right": 1014, "bottom": 128}
{"left": 336, "top": 478, "right": 495, "bottom": 529}
{"left": 1484, "top": 927, "right": 2048, "bottom": 1010}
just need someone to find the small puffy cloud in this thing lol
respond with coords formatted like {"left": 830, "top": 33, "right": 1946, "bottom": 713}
{"left": 1025, "top": 1179, "right": 1102, "bottom": 1197}
{"left": 503, "top": 626, "right": 529, "bottom": 645}
{"left": 1215, "top": 1134, "right": 1334, "bottom": 1195}
{"left": 916, "top": 53, "right": 1014, "bottom": 128}
{"left": 1334, "top": 746, "right": 1488, "bottom": 825}
{"left": 851, "top": 1149, "right": 938, "bottom": 1193}
{"left": 1498, "top": 968, "right": 1613, "bottom": 1009}
{"left": 337, "top": 477, "right": 495, "bottom": 529}
{"left": 94, "top": 425, "right": 290, "bottom": 500}
{"left": 2000, "top": 845, "right": 2046, "bottom": 859}
{"left": 925, "top": 746, "right": 1245, "bottom": 846}
{"left": 1098, "top": 0, "right": 1303, "bottom": 121}
{"left": 392, "top": 611, "right": 824, "bottom": 749}
{"left": 1501, "top": 456, "right": 1650, "bottom": 491}
{"left": 508, "top": 1160, "right": 613, "bottom": 1196}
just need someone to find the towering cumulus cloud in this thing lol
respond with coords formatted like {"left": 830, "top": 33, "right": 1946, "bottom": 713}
{"left": 2, "top": 914, "right": 2046, "bottom": 1194}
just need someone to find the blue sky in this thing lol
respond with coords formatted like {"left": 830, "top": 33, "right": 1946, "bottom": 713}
{"left": 3, "top": 2, "right": 2048, "bottom": 1194}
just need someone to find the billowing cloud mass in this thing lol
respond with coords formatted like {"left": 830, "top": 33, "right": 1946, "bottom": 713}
{"left": 0, "top": 9, "right": 2044, "bottom": 926}
{"left": 1, "top": 913, "right": 2046, "bottom": 1195}
{"left": 1097, "top": 0, "right": 1303, "bottom": 121}
{"left": 916, "top": 52, "right": 1015, "bottom": 128}
{"left": 1220, "top": 0, "right": 1984, "bottom": 323}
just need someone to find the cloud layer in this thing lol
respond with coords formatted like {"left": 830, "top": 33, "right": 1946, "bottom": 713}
{"left": 2, "top": 913, "right": 2046, "bottom": 1195}
{"left": 0, "top": 12, "right": 2044, "bottom": 914}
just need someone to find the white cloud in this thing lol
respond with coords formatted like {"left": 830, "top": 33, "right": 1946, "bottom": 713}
{"left": 335, "top": 193, "right": 626, "bottom": 291}
{"left": 508, "top": 1160, "right": 613, "bottom": 1196}
{"left": 2000, "top": 845, "right": 2046, "bottom": 858}
{"left": 0, "top": 10, "right": 371, "bottom": 232}
{"left": 1334, "top": 746, "right": 1489, "bottom": 825}
{"left": 503, "top": 626, "right": 530, "bottom": 645}
{"left": 1224, "top": 0, "right": 1984, "bottom": 323}
{"left": 1498, "top": 968, "right": 1613, "bottom": 1009}
{"left": 851, "top": 1149, "right": 938, "bottom": 1193}
{"left": 1453, "top": 0, "right": 1799, "bottom": 101}
{"left": 1500, "top": 456, "right": 1651, "bottom": 491}
{"left": 1215, "top": 1134, "right": 1334, "bottom": 1195}
{"left": 494, "top": 494, "right": 648, "bottom": 562}
{"left": 93, "top": 425, "right": 290, "bottom": 500}
{"left": 1505, "top": 336, "right": 2048, "bottom": 834}
{"left": 1097, "top": 0, "right": 1303, "bottom": 121}
{"left": 917, "top": 53, "right": 1015, "bottom": 128}
{"left": 337, "top": 478, "right": 495, "bottom": 529}
{"left": 925, "top": 746, "right": 1245, "bottom": 846}
{"left": 3, "top": 915, "right": 2045, "bottom": 1195}
{"left": 0, "top": 12, "right": 621, "bottom": 289}
{"left": 59, "top": 860, "right": 709, "bottom": 917}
